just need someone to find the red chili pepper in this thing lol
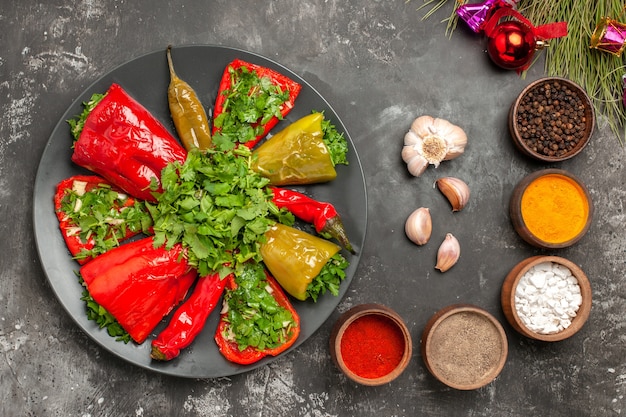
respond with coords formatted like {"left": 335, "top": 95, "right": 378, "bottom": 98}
{"left": 80, "top": 236, "right": 197, "bottom": 344}
{"left": 150, "top": 271, "right": 227, "bottom": 361}
{"left": 71, "top": 83, "right": 188, "bottom": 202}
{"left": 214, "top": 271, "right": 301, "bottom": 365}
{"left": 54, "top": 175, "right": 144, "bottom": 265}
{"left": 270, "top": 186, "right": 354, "bottom": 253}
{"left": 212, "top": 59, "right": 302, "bottom": 148}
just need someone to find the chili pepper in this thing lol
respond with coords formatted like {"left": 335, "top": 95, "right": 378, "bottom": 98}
{"left": 270, "top": 187, "right": 354, "bottom": 253}
{"left": 251, "top": 112, "right": 337, "bottom": 185}
{"left": 71, "top": 83, "right": 188, "bottom": 203}
{"left": 166, "top": 45, "right": 212, "bottom": 151}
{"left": 150, "top": 271, "right": 227, "bottom": 361}
{"left": 214, "top": 266, "right": 300, "bottom": 365}
{"left": 260, "top": 223, "right": 341, "bottom": 301}
{"left": 212, "top": 59, "right": 302, "bottom": 148}
{"left": 80, "top": 236, "right": 197, "bottom": 344}
{"left": 54, "top": 175, "right": 149, "bottom": 264}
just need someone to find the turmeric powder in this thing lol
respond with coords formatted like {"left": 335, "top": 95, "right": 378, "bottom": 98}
{"left": 520, "top": 174, "right": 589, "bottom": 244}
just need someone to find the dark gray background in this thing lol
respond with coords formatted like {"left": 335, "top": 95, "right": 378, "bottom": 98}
{"left": 2, "top": 1, "right": 624, "bottom": 416}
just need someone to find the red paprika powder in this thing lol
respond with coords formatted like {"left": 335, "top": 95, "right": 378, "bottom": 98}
{"left": 340, "top": 314, "right": 406, "bottom": 379}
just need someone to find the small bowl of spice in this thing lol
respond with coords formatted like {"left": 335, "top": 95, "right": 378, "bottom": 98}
{"left": 510, "top": 168, "right": 593, "bottom": 249}
{"left": 329, "top": 304, "right": 412, "bottom": 386}
{"left": 421, "top": 304, "right": 508, "bottom": 390}
{"left": 501, "top": 255, "right": 592, "bottom": 342}
{"left": 509, "top": 77, "right": 595, "bottom": 162}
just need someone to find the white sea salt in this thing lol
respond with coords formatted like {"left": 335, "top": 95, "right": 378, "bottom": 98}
{"left": 514, "top": 261, "right": 582, "bottom": 334}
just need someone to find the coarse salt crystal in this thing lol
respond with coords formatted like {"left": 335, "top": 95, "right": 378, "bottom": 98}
{"left": 529, "top": 272, "right": 546, "bottom": 289}
{"left": 553, "top": 265, "right": 570, "bottom": 278}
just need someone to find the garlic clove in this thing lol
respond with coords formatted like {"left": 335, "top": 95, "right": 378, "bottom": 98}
{"left": 435, "top": 233, "right": 460, "bottom": 272}
{"left": 436, "top": 177, "right": 470, "bottom": 212}
{"left": 403, "top": 149, "right": 429, "bottom": 177}
{"left": 430, "top": 117, "right": 456, "bottom": 136}
{"left": 442, "top": 128, "right": 467, "bottom": 161}
{"left": 401, "top": 144, "right": 413, "bottom": 163}
{"left": 410, "top": 115, "right": 436, "bottom": 139}
{"left": 405, "top": 207, "right": 432, "bottom": 245}
{"left": 403, "top": 130, "right": 421, "bottom": 147}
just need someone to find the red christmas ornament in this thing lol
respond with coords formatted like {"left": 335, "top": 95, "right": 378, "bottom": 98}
{"left": 486, "top": 20, "right": 537, "bottom": 70}
{"left": 484, "top": 8, "right": 568, "bottom": 71}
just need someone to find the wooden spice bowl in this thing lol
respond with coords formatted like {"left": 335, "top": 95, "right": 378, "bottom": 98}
{"left": 421, "top": 304, "right": 508, "bottom": 390}
{"left": 501, "top": 255, "right": 592, "bottom": 342}
{"left": 509, "top": 77, "right": 595, "bottom": 162}
{"left": 509, "top": 169, "right": 593, "bottom": 249}
{"left": 329, "top": 303, "right": 412, "bottom": 386}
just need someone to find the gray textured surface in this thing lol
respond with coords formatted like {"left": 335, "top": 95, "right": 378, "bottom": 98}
{"left": 2, "top": 1, "right": 625, "bottom": 416}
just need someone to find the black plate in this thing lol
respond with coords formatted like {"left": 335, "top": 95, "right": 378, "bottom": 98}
{"left": 32, "top": 45, "right": 367, "bottom": 378}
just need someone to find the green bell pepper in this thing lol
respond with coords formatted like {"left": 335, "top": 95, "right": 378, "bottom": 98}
{"left": 251, "top": 113, "right": 337, "bottom": 186}
{"left": 260, "top": 223, "right": 341, "bottom": 301}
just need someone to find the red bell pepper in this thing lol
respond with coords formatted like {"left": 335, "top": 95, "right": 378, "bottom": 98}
{"left": 80, "top": 236, "right": 197, "bottom": 344}
{"left": 54, "top": 175, "right": 148, "bottom": 264}
{"left": 270, "top": 187, "right": 354, "bottom": 253}
{"left": 150, "top": 271, "right": 227, "bottom": 361}
{"left": 212, "top": 59, "right": 302, "bottom": 148}
{"left": 214, "top": 269, "right": 300, "bottom": 365}
{"left": 71, "top": 83, "right": 188, "bottom": 202}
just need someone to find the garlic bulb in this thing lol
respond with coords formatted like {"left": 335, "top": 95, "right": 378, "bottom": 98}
{"left": 405, "top": 207, "right": 432, "bottom": 245}
{"left": 435, "top": 233, "right": 460, "bottom": 272}
{"left": 436, "top": 177, "right": 470, "bottom": 212}
{"left": 402, "top": 116, "right": 467, "bottom": 177}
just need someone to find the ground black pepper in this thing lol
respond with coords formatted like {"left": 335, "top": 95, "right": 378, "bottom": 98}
{"left": 515, "top": 80, "right": 588, "bottom": 158}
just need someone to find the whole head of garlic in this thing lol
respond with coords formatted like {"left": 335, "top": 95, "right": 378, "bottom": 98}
{"left": 402, "top": 116, "right": 467, "bottom": 177}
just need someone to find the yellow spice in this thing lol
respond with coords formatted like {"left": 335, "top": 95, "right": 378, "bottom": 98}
{"left": 520, "top": 174, "right": 589, "bottom": 244}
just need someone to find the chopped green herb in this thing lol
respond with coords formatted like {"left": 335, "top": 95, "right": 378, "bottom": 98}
{"left": 222, "top": 262, "right": 296, "bottom": 351}
{"left": 67, "top": 93, "right": 106, "bottom": 141}
{"left": 60, "top": 183, "right": 152, "bottom": 261}
{"left": 319, "top": 112, "right": 349, "bottom": 166}
{"left": 80, "top": 280, "right": 130, "bottom": 343}
{"left": 306, "top": 253, "right": 349, "bottom": 302}
{"left": 148, "top": 147, "right": 294, "bottom": 277}
{"left": 213, "top": 66, "right": 290, "bottom": 146}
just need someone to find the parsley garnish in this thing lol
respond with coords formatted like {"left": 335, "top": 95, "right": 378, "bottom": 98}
{"left": 60, "top": 182, "right": 152, "bottom": 261}
{"left": 213, "top": 66, "right": 290, "bottom": 146}
{"left": 222, "top": 262, "right": 296, "bottom": 351}
{"left": 79, "top": 275, "right": 130, "bottom": 343}
{"left": 148, "top": 147, "right": 294, "bottom": 277}
{"left": 67, "top": 93, "right": 106, "bottom": 141}
{"left": 306, "top": 253, "right": 349, "bottom": 302}
{"left": 319, "top": 113, "right": 349, "bottom": 166}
